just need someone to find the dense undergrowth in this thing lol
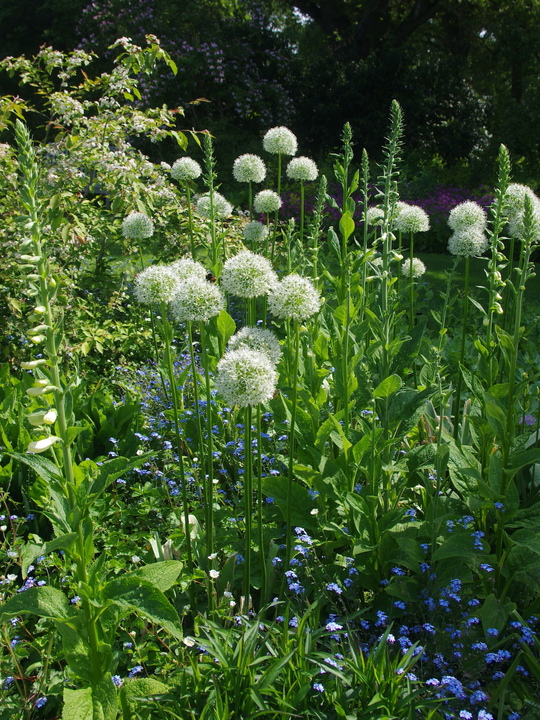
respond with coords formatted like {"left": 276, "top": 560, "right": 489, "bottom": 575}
{"left": 1, "top": 38, "right": 540, "bottom": 720}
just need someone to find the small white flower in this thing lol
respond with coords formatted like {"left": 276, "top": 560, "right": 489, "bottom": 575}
{"left": 171, "top": 157, "right": 202, "bottom": 182}
{"left": 263, "top": 126, "right": 298, "bottom": 156}
{"left": 215, "top": 348, "right": 278, "bottom": 408}
{"left": 268, "top": 274, "right": 321, "bottom": 320}
{"left": 233, "top": 154, "right": 266, "bottom": 183}
{"left": 27, "top": 436, "right": 61, "bottom": 454}
{"left": 253, "top": 190, "right": 282, "bottom": 214}
{"left": 401, "top": 258, "right": 426, "bottom": 278}
{"left": 122, "top": 212, "right": 154, "bottom": 240}
{"left": 243, "top": 221, "right": 269, "bottom": 244}
{"left": 209, "top": 569, "right": 220, "bottom": 579}
{"left": 221, "top": 251, "right": 278, "bottom": 298}
{"left": 171, "top": 276, "right": 225, "bottom": 323}
{"left": 27, "top": 408, "right": 57, "bottom": 426}
{"left": 131, "top": 556, "right": 141, "bottom": 563}
{"left": 227, "top": 326, "right": 282, "bottom": 365}
{"left": 208, "top": 553, "right": 218, "bottom": 560}
{"left": 196, "top": 192, "right": 232, "bottom": 219}
{"left": 134, "top": 265, "right": 180, "bottom": 305}
{"left": 286, "top": 156, "right": 318, "bottom": 182}
{"left": 393, "top": 203, "right": 430, "bottom": 233}
{"left": 183, "top": 636, "right": 196, "bottom": 647}
{"left": 448, "top": 227, "right": 489, "bottom": 257}
{"left": 448, "top": 201, "right": 487, "bottom": 232}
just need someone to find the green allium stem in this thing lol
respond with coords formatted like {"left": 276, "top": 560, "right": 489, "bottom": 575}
{"left": 285, "top": 319, "right": 300, "bottom": 565}
{"left": 243, "top": 405, "right": 253, "bottom": 604}
{"left": 453, "top": 255, "right": 470, "bottom": 442}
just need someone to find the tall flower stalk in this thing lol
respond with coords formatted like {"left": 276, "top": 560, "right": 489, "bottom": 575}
{"left": 171, "top": 157, "right": 202, "bottom": 258}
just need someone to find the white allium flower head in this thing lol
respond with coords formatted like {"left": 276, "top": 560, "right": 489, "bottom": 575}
{"left": 227, "top": 326, "right": 282, "bottom": 365}
{"left": 268, "top": 274, "right": 321, "bottom": 320}
{"left": 401, "top": 258, "right": 426, "bottom": 278}
{"left": 122, "top": 212, "right": 154, "bottom": 240}
{"left": 253, "top": 190, "right": 282, "bottom": 214}
{"left": 504, "top": 183, "right": 540, "bottom": 240}
{"left": 393, "top": 203, "right": 430, "bottom": 233}
{"left": 221, "top": 251, "right": 278, "bottom": 298}
{"left": 215, "top": 348, "right": 278, "bottom": 407}
{"left": 233, "top": 154, "right": 266, "bottom": 183}
{"left": 135, "top": 265, "right": 181, "bottom": 304}
{"left": 448, "top": 201, "right": 487, "bottom": 232}
{"left": 243, "top": 221, "right": 269, "bottom": 244}
{"left": 365, "top": 207, "right": 384, "bottom": 226}
{"left": 171, "top": 157, "right": 202, "bottom": 182}
{"left": 286, "top": 156, "right": 318, "bottom": 182}
{"left": 171, "top": 276, "right": 225, "bottom": 322}
{"left": 170, "top": 257, "right": 208, "bottom": 282}
{"left": 448, "top": 228, "right": 489, "bottom": 257}
{"left": 196, "top": 192, "right": 233, "bottom": 219}
{"left": 263, "top": 126, "right": 298, "bottom": 156}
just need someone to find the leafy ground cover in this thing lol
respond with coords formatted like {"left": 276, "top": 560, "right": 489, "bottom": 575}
{"left": 0, "top": 38, "right": 540, "bottom": 720}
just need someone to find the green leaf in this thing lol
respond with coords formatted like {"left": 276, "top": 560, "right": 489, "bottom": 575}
{"left": 88, "top": 454, "right": 153, "bottom": 498}
{"left": 120, "top": 677, "right": 168, "bottom": 710}
{"left": 102, "top": 577, "right": 182, "bottom": 639}
{"left": 0, "top": 585, "right": 69, "bottom": 622}
{"left": 339, "top": 211, "right": 355, "bottom": 242}
{"left": 20, "top": 541, "right": 44, "bottom": 578}
{"left": 511, "top": 529, "right": 540, "bottom": 556}
{"left": 45, "top": 533, "right": 78, "bottom": 556}
{"left": 130, "top": 560, "right": 184, "bottom": 593}
{"left": 373, "top": 374, "right": 402, "bottom": 398}
{"left": 432, "top": 532, "right": 485, "bottom": 561}
{"left": 216, "top": 310, "right": 236, "bottom": 346}
{"left": 261, "top": 476, "right": 316, "bottom": 529}
{"left": 8, "top": 451, "right": 62, "bottom": 483}
{"left": 62, "top": 687, "right": 93, "bottom": 720}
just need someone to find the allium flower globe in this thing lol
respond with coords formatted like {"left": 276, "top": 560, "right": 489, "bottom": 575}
{"left": 134, "top": 265, "right": 180, "bottom": 304}
{"left": 122, "top": 212, "right": 154, "bottom": 240}
{"left": 365, "top": 207, "right": 384, "bottom": 226}
{"left": 196, "top": 192, "right": 233, "bottom": 219}
{"left": 393, "top": 203, "right": 430, "bottom": 233}
{"left": 233, "top": 154, "right": 266, "bottom": 183}
{"left": 170, "top": 257, "right": 208, "bottom": 282}
{"left": 253, "top": 190, "right": 282, "bottom": 214}
{"left": 286, "top": 157, "right": 318, "bottom": 182}
{"left": 171, "top": 276, "right": 225, "bottom": 322}
{"left": 401, "top": 258, "right": 426, "bottom": 278}
{"left": 227, "top": 326, "right": 282, "bottom": 365}
{"left": 243, "top": 221, "right": 269, "bottom": 244}
{"left": 504, "top": 183, "right": 540, "bottom": 240}
{"left": 268, "top": 274, "right": 321, "bottom": 320}
{"left": 448, "top": 201, "right": 487, "bottom": 232}
{"left": 448, "top": 228, "right": 489, "bottom": 257}
{"left": 215, "top": 348, "right": 278, "bottom": 407}
{"left": 263, "top": 126, "right": 297, "bottom": 156}
{"left": 171, "top": 157, "right": 202, "bottom": 182}
{"left": 221, "top": 251, "right": 278, "bottom": 298}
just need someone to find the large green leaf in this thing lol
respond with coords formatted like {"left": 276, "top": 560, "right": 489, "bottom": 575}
{"left": 0, "top": 585, "right": 69, "bottom": 622}
{"left": 432, "top": 532, "right": 487, "bottom": 562}
{"left": 8, "top": 451, "right": 62, "bottom": 483}
{"left": 130, "top": 561, "right": 184, "bottom": 593}
{"left": 102, "top": 577, "right": 182, "bottom": 639}
{"left": 373, "top": 374, "right": 401, "bottom": 398}
{"left": 62, "top": 687, "right": 94, "bottom": 720}
{"left": 261, "top": 476, "right": 316, "bottom": 529}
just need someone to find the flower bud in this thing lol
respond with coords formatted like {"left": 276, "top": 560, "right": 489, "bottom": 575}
{"left": 27, "top": 436, "right": 61, "bottom": 454}
{"left": 27, "top": 385, "right": 57, "bottom": 396}
{"left": 21, "top": 359, "right": 48, "bottom": 369}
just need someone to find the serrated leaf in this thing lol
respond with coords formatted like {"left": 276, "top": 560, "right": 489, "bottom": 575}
{"left": 0, "top": 585, "right": 69, "bottom": 621}
{"left": 62, "top": 687, "right": 94, "bottom": 720}
{"left": 130, "top": 561, "right": 183, "bottom": 593}
{"left": 102, "top": 577, "right": 182, "bottom": 639}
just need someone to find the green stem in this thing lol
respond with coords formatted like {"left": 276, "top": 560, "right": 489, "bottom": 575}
{"left": 453, "top": 255, "right": 470, "bottom": 442}
{"left": 285, "top": 320, "right": 300, "bottom": 565}
{"left": 256, "top": 405, "right": 267, "bottom": 602}
{"left": 243, "top": 405, "right": 253, "bottom": 606}
{"left": 200, "top": 323, "right": 215, "bottom": 571}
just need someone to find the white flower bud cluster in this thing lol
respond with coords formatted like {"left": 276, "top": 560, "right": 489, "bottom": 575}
{"left": 171, "top": 157, "right": 202, "bottom": 182}
{"left": 253, "top": 190, "right": 282, "bottom": 214}
{"left": 134, "top": 265, "right": 181, "bottom": 305}
{"left": 196, "top": 192, "right": 233, "bottom": 219}
{"left": 401, "top": 258, "right": 426, "bottom": 278}
{"left": 504, "top": 183, "right": 540, "bottom": 241}
{"left": 268, "top": 274, "right": 321, "bottom": 320}
{"left": 233, "top": 154, "right": 266, "bottom": 184}
{"left": 365, "top": 207, "right": 384, "bottom": 226}
{"left": 215, "top": 348, "right": 277, "bottom": 407}
{"left": 393, "top": 202, "right": 430, "bottom": 233}
{"left": 286, "top": 156, "right": 318, "bottom": 182}
{"left": 221, "top": 251, "right": 278, "bottom": 298}
{"left": 122, "top": 212, "right": 154, "bottom": 241}
{"left": 447, "top": 201, "right": 488, "bottom": 257}
{"left": 263, "top": 126, "right": 298, "bottom": 156}
{"left": 171, "top": 276, "right": 225, "bottom": 322}
{"left": 227, "top": 326, "right": 282, "bottom": 366}
{"left": 242, "top": 221, "right": 269, "bottom": 244}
